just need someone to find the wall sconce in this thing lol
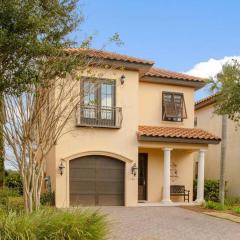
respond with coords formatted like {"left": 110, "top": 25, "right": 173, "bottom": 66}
{"left": 131, "top": 163, "right": 138, "bottom": 176}
{"left": 58, "top": 160, "right": 65, "bottom": 176}
{"left": 120, "top": 74, "right": 126, "bottom": 85}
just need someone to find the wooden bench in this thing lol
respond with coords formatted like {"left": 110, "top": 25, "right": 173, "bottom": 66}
{"left": 170, "top": 185, "right": 190, "bottom": 202}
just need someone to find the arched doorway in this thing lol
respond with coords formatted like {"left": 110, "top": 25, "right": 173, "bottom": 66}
{"left": 69, "top": 155, "right": 125, "bottom": 206}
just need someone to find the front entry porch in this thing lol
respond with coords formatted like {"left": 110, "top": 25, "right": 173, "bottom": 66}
{"left": 137, "top": 125, "right": 221, "bottom": 206}
{"left": 137, "top": 146, "right": 207, "bottom": 205}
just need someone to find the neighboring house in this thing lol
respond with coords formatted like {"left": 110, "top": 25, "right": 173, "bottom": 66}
{"left": 195, "top": 95, "right": 240, "bottom": 197}
{"left": 46, "top": 49, "right": 221, "bottom": 208}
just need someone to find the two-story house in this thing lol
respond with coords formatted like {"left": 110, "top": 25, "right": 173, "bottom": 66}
{"left": 46, "top": 49, "right": 221, "bottom": 208}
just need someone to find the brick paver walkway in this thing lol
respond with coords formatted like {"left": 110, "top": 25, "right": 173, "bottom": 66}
{"left": 100, "top": 206, "right": 240, "bottom": 240}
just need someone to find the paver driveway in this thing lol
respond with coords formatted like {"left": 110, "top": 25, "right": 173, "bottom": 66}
{"left": 100, "top": 206, "right": 240, "bottom": 240}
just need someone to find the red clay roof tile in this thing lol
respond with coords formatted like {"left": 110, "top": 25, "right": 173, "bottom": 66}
{"left": 65, "top": 48, "right": 155, "bottom": 65}
{"left": 144, "top": 67, "right": 206, "bottom": 83}
{"left": 195, "top": 94, "right": 218, "bottom": 110}
{"left": 65, "top": 48, "right": 205, "bottom": 84}
{"left": 138, "top": 125, "right": 220, "bottom": 141}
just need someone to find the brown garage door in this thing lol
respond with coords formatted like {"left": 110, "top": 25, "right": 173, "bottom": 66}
{"left": 70, "top": 155, "right": 125, "bottom": 206}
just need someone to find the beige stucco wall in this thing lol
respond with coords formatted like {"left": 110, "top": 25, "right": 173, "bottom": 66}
{"left": 45, "top": 64, "right": 203, "bottom": 207}
{"left": 139, "top": 148, "right": 195, "bottom": 202}
{"left": 139, "top": 82, "right": 195, "bottom": 128}
{"left": 53, "top": 67, "right": 139, "bottom": 207}
{"left": 195, "top": 105, "right": 240, "bottom": 197}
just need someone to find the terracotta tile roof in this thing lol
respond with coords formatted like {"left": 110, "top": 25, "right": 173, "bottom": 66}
{"left": 65, "top": 48, "right": 204, "bottom": 85}
{"left": 144, "top": 67, "right": 206, "bottom": 82}
{"left": 65, "top": 48, "right": 154, "bottom": 65}
{"left": 138, "top": 125, "right": 220, "bottom": 142}
{"left": 195, "top": 94, "right": 218, "bottom": 110}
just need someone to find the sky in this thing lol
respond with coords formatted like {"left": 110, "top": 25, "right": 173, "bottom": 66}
{"left": 71, "top": 0, "right": 240, "bottom": 100}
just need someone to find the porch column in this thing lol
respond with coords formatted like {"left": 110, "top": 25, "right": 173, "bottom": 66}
{"left": 161, "top": 148, "right": 172, "bottom": 204}
{"left": 196, "top": 149, "right": 206, "bottom": 204}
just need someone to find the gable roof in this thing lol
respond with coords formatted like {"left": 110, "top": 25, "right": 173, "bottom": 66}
{"left": 195, "top": 94, "right": 218, "bottom": 110}
{"left": 138, "top": 125, "right": 220, "bottom": 144}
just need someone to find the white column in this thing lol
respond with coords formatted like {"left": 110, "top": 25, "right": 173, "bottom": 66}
{"left": 196, "top": 149, "right": 206, "bottom": 204}
{"left": 161, "top": 148, "right": 172, "bottom": 204}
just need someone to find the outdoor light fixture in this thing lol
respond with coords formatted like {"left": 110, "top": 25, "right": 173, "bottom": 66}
{"left": 131, "top": 163, "right": 138, "bottom": 176}
{"left": 58, "top": 160, "right": 65, "bottom": 176}
{"left": 120, "top": 74, "right": 126, "bottom": 85}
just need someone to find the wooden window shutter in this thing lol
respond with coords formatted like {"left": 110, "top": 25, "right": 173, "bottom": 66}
{"left": 162, "top": 92, "right": 187, "bottom": 121}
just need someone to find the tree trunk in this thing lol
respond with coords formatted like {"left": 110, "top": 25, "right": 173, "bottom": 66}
{"left": 0, "top": 94, "right": 4, "bottom": 188}
{"left": 28, "top": 192, "right": 33, "bottom": 213}
{"left": 23, "top": 188, "right": 29, "bottom": 212}
{"left": 219, "top": 114, "right": 227, "bottom": 205}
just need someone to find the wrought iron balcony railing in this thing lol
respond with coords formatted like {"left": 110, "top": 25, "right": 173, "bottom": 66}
{"left": 76, "top": 104, "right": 123, "bottom": 128}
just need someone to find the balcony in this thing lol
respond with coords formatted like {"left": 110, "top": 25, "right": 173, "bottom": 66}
{"left": 76, "top": 104, "right": 123, "bottom": 128}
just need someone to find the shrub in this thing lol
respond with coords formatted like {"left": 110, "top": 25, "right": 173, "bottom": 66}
{"left": 0, "top": 187, "right": 19, "bottom": 199}
{"left": 0, "top": 208, "right": 108, "bottom": 240}
{"left": 233, "top": 207, "right": 240, "bottom": 214}
{"left": 4, "top": 171, "right": 23, "bottom": 195}
{"left": 0, "top": 188, "right": 24, "bottom": 212}
{"left": 40, "top": 192, "right": 55, "bottom": 206}
{"left": 224, "top": 197, "right": 240, "bottom": 206}
{"left": 204, "top": 201, "right": 225, "bottom": 211}
{"left": 193, "top": 179, "right": 219, "bottom": 202}
{"left": 204, "top": 180, "right": 219, "bottom": 202}
{"left": 7, "top": 197, "right": 25, "bottom": 212}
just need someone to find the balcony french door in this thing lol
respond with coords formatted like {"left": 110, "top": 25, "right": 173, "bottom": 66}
{"left": 80, "top": 78, "right": 117, "bottom": 127}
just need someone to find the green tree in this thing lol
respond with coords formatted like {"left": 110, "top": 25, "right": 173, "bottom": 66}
{"left": 0, "top": 0, "right": 84, "bottom": 188}
{"left": 210, "top": 61, "right": 240, "bottom": 121}
{"left": 1, "top": 0, "right": 121, "bottom": 211}
{"left": 209, "top": 60, "right": 240, "bottom": 204}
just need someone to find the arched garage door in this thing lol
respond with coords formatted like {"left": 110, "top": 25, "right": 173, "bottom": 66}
{"left": 70, "top": 155, "right": 125, "bottom": 206}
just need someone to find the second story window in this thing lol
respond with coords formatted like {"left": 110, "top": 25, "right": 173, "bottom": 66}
{"left": 81, "top": 78, "right": 115, "bottom": 119}
{"left": 162, "top": 92, "right": 187, "bottom": 122}
{"left": 78, "top": 78, "right": 122, "bottom": 128}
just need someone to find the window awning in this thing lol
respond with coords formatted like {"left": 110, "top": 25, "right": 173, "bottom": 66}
{"left": 137, "top": 125, "right": 221, "bottom": 144}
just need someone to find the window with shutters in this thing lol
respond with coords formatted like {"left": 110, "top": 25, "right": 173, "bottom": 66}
{"left": 162, "top": 92, "right": 187, "bottom": 122}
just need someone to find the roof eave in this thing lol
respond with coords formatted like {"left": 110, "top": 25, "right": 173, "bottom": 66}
{"left": 195, "top": 99, "right": 216, "bottom": 110}
{"left": 87, "top": 57, "right": 154, "bottom": 76}
{"left": 140, "top": 76, "right": 206, "bottom": 90}
{"left": 195, "top": 95, "right": 218, "bottom": 110}
{"left": 138, "top": 135, "right": 221, "bottom": 144}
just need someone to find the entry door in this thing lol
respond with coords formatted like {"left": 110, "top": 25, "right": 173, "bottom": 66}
{"left": 138, "top": 153, "right": 148, "bottom": 201}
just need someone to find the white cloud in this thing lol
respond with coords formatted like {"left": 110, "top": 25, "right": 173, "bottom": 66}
{"left": 186, "top": 56, "right": 240, "bottom": 100}
{"left": 186, "top": 56, "right": 240, "bottom": 79}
